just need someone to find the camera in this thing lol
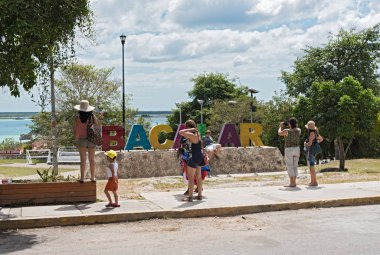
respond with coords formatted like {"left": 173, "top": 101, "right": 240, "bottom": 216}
{"left": 281, "top": 121, "right": 289, "bottom": 127}
{"left": 280, "top": 121, "right": 289, "bottom": 129}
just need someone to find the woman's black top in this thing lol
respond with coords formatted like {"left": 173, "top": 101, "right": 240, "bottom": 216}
{"left": 190, "top": 140, "right": 202, "bottom": 163}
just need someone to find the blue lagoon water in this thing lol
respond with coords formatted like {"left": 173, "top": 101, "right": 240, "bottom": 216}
{"left": 0, "top": 119, "right": 32, "bottom": 142}
{"left": 0, "top": 113, "right": 168, "bottom": 142}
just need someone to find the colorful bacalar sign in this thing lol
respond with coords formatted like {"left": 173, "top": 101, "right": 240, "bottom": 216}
{"left": 101, "top": 123, "right": 264, "bottom": 151}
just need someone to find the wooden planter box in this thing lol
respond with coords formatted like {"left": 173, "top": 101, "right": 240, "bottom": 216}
{"left": 0, "top": 182, "right": 96, "bottom": 206}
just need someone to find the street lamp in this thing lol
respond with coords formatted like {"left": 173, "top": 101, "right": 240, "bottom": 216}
{"left": 120, "top": 34, "right": 127, "bottom": 133}
{"left": 225, "top": 100, "right": 237, "bottom": 123}
{"left": 175, "top": 102, "right": 182, "bottom": 124}
{"left": 248, "top": 88, "right": 259, "bottom": 123}
{"left": 197, "top": 99, "right": 204, "bottom": 124}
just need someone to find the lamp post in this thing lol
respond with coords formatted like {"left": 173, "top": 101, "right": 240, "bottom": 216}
{"left": 120, "top": 34, "right": 127, "bottom": 133}
{"left": 227, "top": 100, "right": 237, "bottom": 123}
{"left": 248, "top": 88, "right": 259, "bottom": 123}
{"left": 197, "top": 99, "right": 204, "bottom": 124}
{"left": 175, "top": 102, "right": 182, "bottom": 124}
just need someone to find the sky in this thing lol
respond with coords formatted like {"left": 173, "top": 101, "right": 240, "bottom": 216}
{"left": 1, "top": 0, "right": 379, "bottom": 112}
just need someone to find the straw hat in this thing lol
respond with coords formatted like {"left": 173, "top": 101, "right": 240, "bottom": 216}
{"left": 74, "top": 100, "right": 95, "bottom": 112}
{"left": 305, "top": 120, "right": 317, "bottom": 130}
{"left": 105, "top": 150, "right": 117, "bottom": 159}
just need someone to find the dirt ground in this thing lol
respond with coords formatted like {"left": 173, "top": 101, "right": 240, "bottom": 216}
{"left": 96, "top": 165, "right": 380, "bottom": 202}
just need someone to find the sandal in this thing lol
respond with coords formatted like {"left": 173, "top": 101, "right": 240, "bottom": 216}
{"left": 197, "top": 195, "right": 203, "bottom": 200}
{"left": 182, "top": 196, "right": 193, "bottom": 202}
{"left": 77, "top": 179, "right": 85, "bottom": 183}
{"left": 105, "top": 203, "right": 113, "bottom": 208}
{"left": 194, "top": 188, "right": 203, "bottom": 193}
{"left": 111, "top": 204, "right": 120, "bottom": 208}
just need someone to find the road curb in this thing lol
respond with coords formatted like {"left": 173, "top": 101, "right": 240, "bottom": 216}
{"left": 1, "top": 196, "right": 380, "bottom": 230}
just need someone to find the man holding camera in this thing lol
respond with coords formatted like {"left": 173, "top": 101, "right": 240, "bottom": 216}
{"left": 278, "top": 118, "right": 301, "bottom": 187}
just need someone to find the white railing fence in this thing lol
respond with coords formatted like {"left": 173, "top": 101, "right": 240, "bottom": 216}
{"left": 26, "top": 149, "right": 51, "bottom": 165}
{"left": 57, "top": 146, "right": 80, "bottom": 163}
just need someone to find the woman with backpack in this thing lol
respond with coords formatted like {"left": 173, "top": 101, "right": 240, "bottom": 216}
{"left": 304, "top": 120, "right": 323, "bottom": 187}
{"left": 73, "top": 100, "right": 101, "bottom": 183}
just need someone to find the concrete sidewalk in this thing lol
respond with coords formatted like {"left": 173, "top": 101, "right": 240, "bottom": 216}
{"left": 1, "top": 181, "right": 379, "bottom": 230}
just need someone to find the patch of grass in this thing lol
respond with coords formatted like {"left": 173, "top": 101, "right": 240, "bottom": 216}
{"left": 203, "top": 174, "right": 285, "bottom": 186}
{"left": 0, "top": 166, "right": 75, "bottom": 177}
{"left": 316, "top": 158, "right": 380, "bottom": 174}
{"left": 317, "top": 173, "right": 380, "bottom": 184}
{"left": 234, "top": 176, "right": 261, "bottom": 182}
{"left": 0, "top": 158, "right": 26, "bottom": 164}
{"left": 153, "top": 181, "right": 187, "bottom": 191}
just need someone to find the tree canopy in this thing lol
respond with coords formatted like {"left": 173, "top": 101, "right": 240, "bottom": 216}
{"left": 294, "top": 76, "right": 380, "bottom": 169}
{"left": 167, "top": 72, "right": 248, "bottom": 127}
{"left": 30, "top": 64, "right": 140, "bottom": 146}
{"left": 0, "top": 0, "right": 93, "bottom": 96}
{"left": 281, "top": 24, "right": 380, "bottom": 97}
{"left": 189, "top": 73, "right": 247, "bottom": 107}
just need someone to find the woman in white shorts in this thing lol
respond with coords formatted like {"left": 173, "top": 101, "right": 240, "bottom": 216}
{"left": 278, "top": 118, "right": 301, "bottom": 187}
{"left": 73, "top": 100, "right": 100, "bottom": 183}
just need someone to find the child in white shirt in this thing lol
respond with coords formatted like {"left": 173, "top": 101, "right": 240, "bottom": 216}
{"left": 104, "top": 150, "right": 120, "bottom": 207}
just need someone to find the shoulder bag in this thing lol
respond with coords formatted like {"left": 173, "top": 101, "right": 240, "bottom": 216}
{"left": 87, "top": 117, "right": 102, "bottom": 146}
{"left": 310, "top": 131, "right": 322, "bottom": 156}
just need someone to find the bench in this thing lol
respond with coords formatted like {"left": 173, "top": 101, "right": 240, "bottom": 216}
{"left": 57, "top": 147, "right": 80, "bottom": 164}
{"left": 26, "top": 149, "right": 51, "bottom": 164}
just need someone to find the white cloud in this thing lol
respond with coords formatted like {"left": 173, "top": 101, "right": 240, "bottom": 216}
{"left": 2, "top": 0, "right": 379, "bottom": 112}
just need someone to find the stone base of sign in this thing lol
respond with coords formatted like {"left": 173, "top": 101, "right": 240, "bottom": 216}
{"left": 93, "top": 146, "right": 286, "bottom": 179}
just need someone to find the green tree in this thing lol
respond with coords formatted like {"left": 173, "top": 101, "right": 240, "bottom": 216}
{"left": 281, "top": 24, "right": 380, "bottom": 97}
{"left": 0, "top": 0, "right": 93, "bottom": 96}
{"left": 206, "top": 97, "right": 261, "bottom": 134}
{"left": 189, "top": 73, "right": 247, "bottom": 107}
{"left": 0, "top": 138, "right": 22, "bottom": 150}
{"left": 167, "top": 72, "right": 248, "bottom": 128}
{"left": 295, "top": 76, "right": 380, "bottom": 170}
{"left": 30, "top": 64, "right": 140, "bottom": 146}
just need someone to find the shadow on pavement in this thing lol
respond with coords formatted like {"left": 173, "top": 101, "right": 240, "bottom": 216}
{"left": 54, "top": 205, "right": 78, "bottom": 211}
{"left": 54, "top": 203, "right": 92, "bottom": 211}
{"left": 96, "top": 207, "right": 117, "bottom": 213}
{"left": 76, "top": 203, "right": 93, "bottom": 210}
{"left": 305, "top": 186, "right": 324, "bottom": 190}
{"left": 0, "top": 230, "right": 40, "bottom": 254}
{"left": 173, "top": 194, "right": 186, "bottom": 202}
{"left": 173, "top": 194, "right": 205, "bottom": 209}
{"left": 279, "top": 187, "right": 302, "bottom": 191}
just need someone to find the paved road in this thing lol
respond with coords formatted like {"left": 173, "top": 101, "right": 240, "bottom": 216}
{"left": 1, "top": 205, "right": 379, "bottom": 255}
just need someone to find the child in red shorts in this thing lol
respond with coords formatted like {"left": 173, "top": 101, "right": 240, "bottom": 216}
{"left": 104, "top": 150, "right": 120, "bottom": 208}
